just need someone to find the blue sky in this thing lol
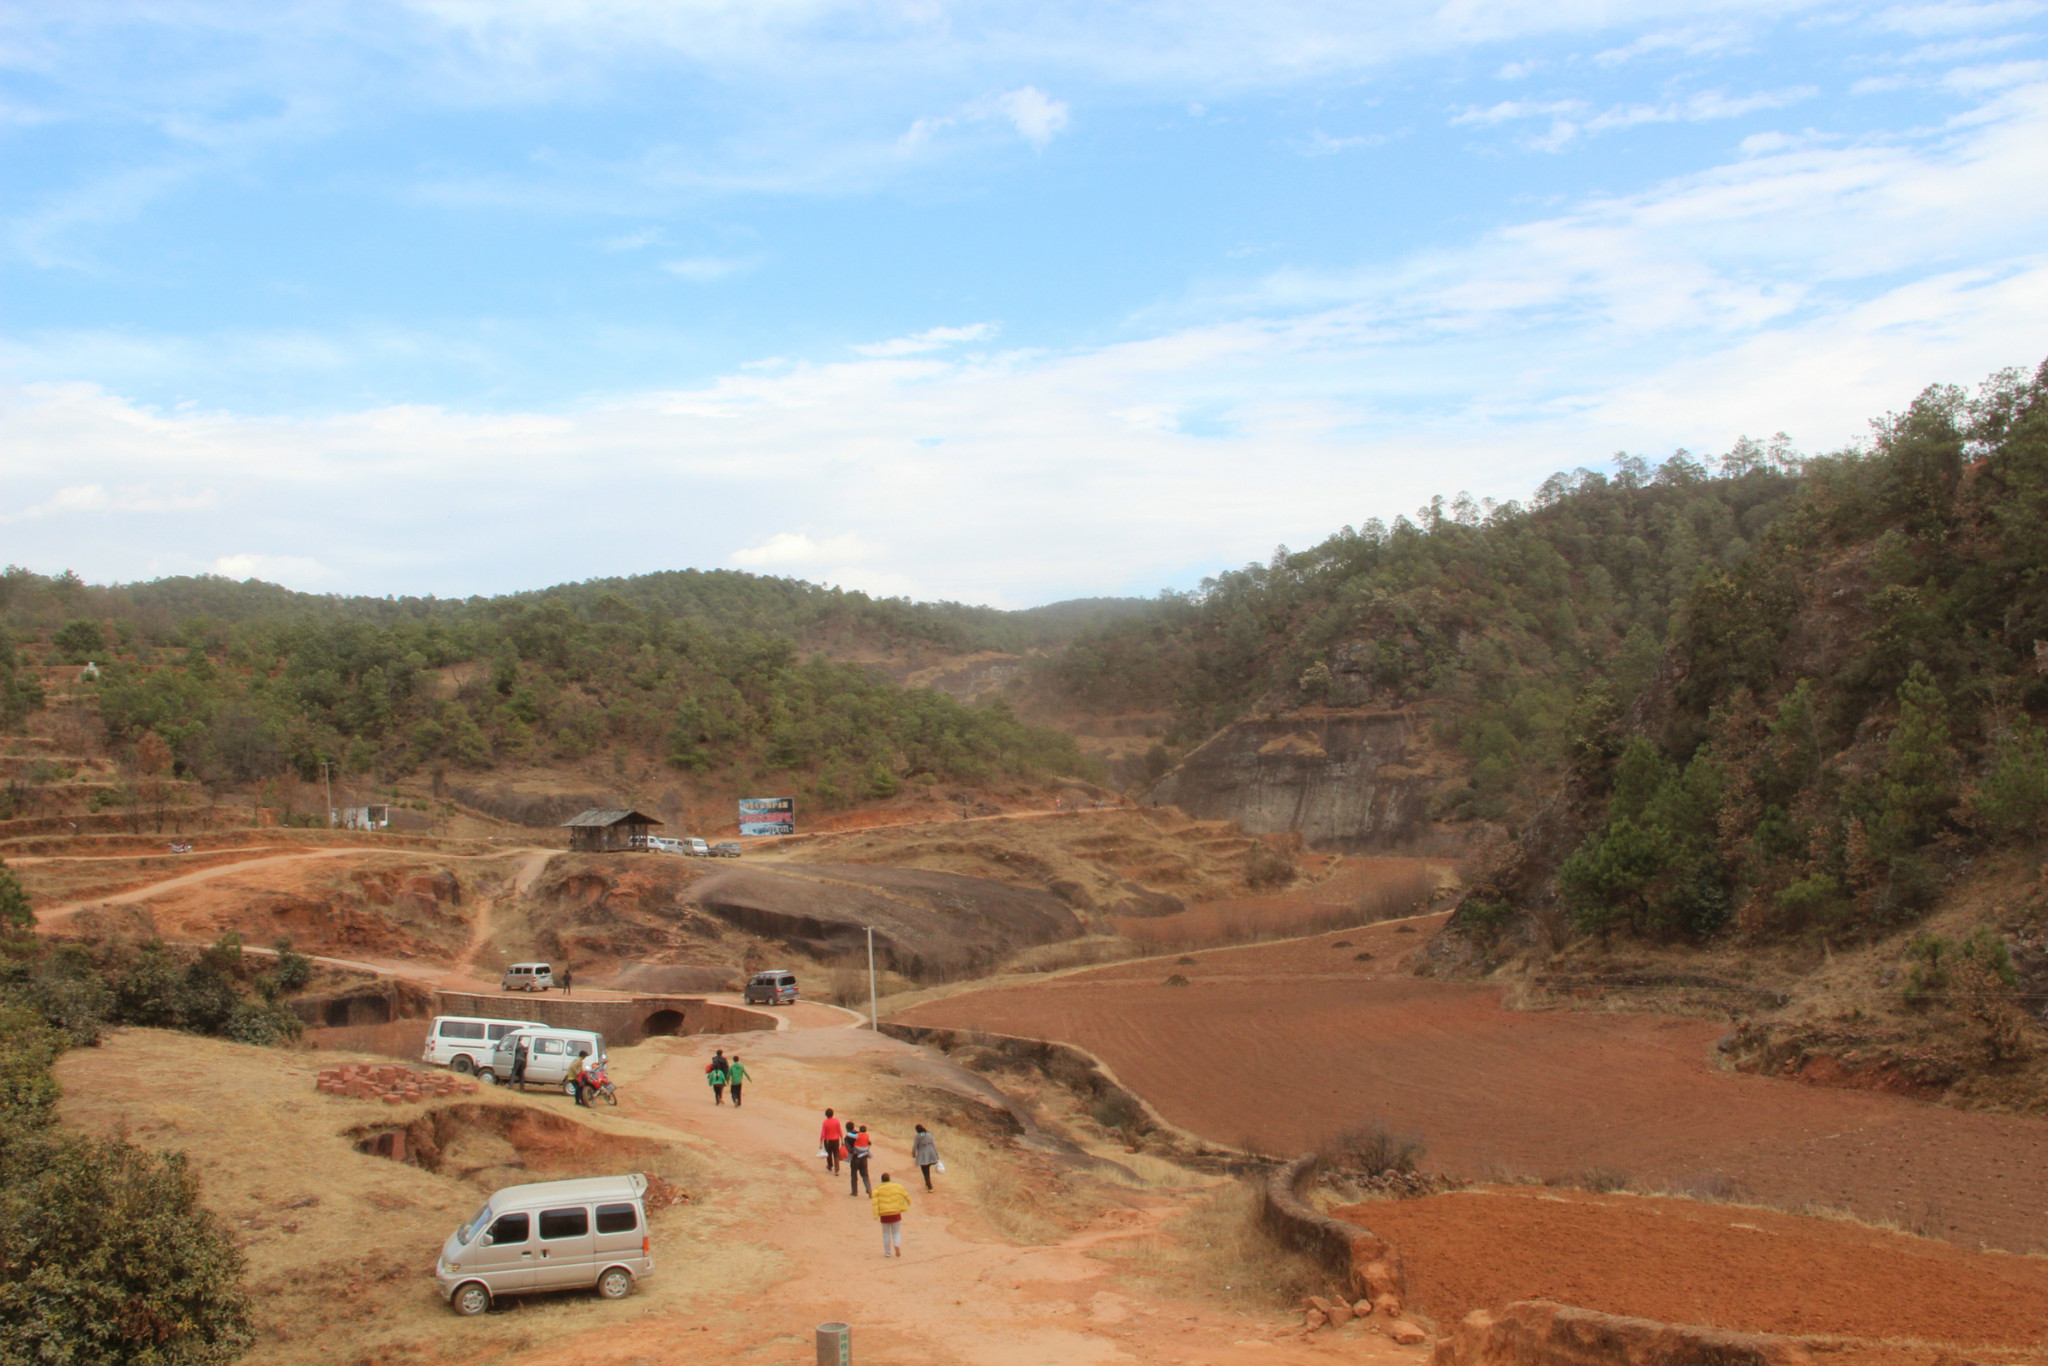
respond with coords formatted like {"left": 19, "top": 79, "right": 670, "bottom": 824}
{"left": 4, "top": 1, "right": 2045, "bottom": 607}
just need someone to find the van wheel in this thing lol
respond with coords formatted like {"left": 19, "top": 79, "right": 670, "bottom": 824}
{"left": 451, "top": 1282, "right": 490, "bottom": 1316}
{"left": 563, "top": 1080, "right": 579, "bottom": 1098}
{"left": 451, "top": 1055, "right": 473, "bottom": 1075}
{"left": 476, "top": 1069, "right": 496, "bottom": 1084}
{"left": 596, "top": 1268, "right": 632, "bottom": 1300}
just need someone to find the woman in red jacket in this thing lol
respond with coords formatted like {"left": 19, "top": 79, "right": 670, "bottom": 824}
{"left": 820, "top": 1108, "right": 843, "bottom": 1174}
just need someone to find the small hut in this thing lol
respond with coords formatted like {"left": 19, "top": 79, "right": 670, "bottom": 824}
{"left": 562, "top": 808, "right": 665, "bottom": 853}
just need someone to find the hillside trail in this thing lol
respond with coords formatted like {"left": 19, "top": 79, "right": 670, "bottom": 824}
{"left": 457, "top": 850, "right": 555, "bottom": 975}
{"left": 530, "top": 1019, "right": 1418, "bottom": 1366}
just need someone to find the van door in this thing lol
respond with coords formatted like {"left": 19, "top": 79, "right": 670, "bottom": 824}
{"left": 533, "top": 1205, "right": 596, "bottom": 1288}
{"left": 594, "top": 1200, "right": 643, "bottom": 1267}
{"left": 473, "top": 1210, "right": 537, "bottom": 1293}
{"left": 527, "top": 1036, "right": 568, "bottom": 1083}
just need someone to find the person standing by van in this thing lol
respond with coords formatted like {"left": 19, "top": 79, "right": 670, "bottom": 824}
{"left": 912, "top": 1124, "right": 941, "bottom": 1190}
{"left": 726, "top": 1055, "right": 749, "bottom": 1107}
{"left": 871, "top": 1173, "right": 911, "bottom": 1257}
{"left": 571, "top": 1050, "right": 594, "bottom": 1107}
{"left": 820, "top": 1109, "right": 843, "bottom": 1173}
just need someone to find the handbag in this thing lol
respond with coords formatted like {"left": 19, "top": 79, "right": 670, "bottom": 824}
{"left": 934, "top": 1161, "right": 946, "bottom": 1173}
{"left": 817, "top": 1147, "right": 828, "bottom": 1159}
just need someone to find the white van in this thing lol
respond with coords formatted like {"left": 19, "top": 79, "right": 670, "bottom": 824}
{"left": 649, "top": 836, "right": 710, "bottom": 856}
{"left": 422, "top": 1016, "right": 545, "bottom": 1075}
{"left": 481, "top": 1026, "right": 607, "bottom": 1094}
{"left": 501, "top": 962, "right": 553, "bottom": 992}
{"left": 436, "top": 1173, "right": 653, "bottom": 1315}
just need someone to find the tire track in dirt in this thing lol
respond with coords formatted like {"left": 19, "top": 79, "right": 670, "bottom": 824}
{"left": 899, "top": 921, "right": 2048, "bottom": 1254}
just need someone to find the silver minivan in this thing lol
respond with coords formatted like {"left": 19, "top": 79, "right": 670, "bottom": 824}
{"left": 480, "top": 1026, "right": 606, "bottom": 1094}
{"left": 436, "top": 1173, "right": 653, "bottom": 1315}
{"left": 501, "top": 962, "right": 553, "bottom": 992}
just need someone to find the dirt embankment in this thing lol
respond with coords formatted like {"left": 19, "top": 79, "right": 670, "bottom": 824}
{"left": 897, "top": 916, "right": 2048, "bottom": 1255}
{"left": 1346, "top": 1184, "right": 2048, "bottom": 1351}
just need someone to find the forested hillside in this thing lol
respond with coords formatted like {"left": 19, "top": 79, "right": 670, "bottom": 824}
{"left": 1464, "top": 357, "right": 2048, "bottom": 948}
{"left": 0, "top": 569, "right": 1121, "bottom": 808}
{"left": 1037, "top": 436, "right": 1810, "bottom": 820}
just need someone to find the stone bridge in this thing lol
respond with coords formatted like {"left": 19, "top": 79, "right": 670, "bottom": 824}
{"left": 432, "top": 991, "right": 778, "bottom": 1045}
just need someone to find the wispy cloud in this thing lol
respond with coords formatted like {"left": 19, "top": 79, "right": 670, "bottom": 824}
{"left": 852, "top": 323, "right": 998, "bottom": 358}
{"left": 7, "top": 72, "right": 2044, "bottom": 604}
{"left": 992, "top": 86, "right": 1070, "bottom": 149}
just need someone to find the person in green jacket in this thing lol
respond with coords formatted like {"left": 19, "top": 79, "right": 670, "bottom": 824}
{"left": 707, "top": 1060, "right": 728, "bottom": 1105}
{"left": 726, "top": 1055, "right": 750, "bottom": 1107}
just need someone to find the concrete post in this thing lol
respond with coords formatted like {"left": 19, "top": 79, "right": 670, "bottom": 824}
{"left": 815, "top": 1321, "right": 852, "bottom": 1366}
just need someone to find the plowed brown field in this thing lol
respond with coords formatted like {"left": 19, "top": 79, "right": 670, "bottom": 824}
{"left": 1338, "top": 1185, "right": 2048, "bottom": 1349}
{"left": 897, "top": 915, "right": 2048, "bottom": 1254}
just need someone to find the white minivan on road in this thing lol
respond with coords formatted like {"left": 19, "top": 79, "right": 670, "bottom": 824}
{"left": 481, "top": 1026, "right": 606, "bottom": 1093}
{"left": 436, "top": 1173, "right": 653, "bottom": 1315}
{"left": 422, "top": 1016, "right": 544, "bottom": 1075}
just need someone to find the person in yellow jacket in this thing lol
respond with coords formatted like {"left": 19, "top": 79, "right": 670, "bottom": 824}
{"left": 871, "top": 1173, "right": 912, "bottom": 1257}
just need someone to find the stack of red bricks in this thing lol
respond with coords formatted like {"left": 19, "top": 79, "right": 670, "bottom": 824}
{"left": 315, "top": 1063, "right": 480, "bottom": 1105}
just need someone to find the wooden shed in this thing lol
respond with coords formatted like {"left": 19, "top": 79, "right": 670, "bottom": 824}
{"left": 562, "top": 807, "right": 664, "bottom": 853}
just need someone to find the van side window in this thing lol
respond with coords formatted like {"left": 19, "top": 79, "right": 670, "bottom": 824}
{"left": 595, "top": 1203, "right": 638, "bottom": 1234}
{"left": 534, "top": 1038, "right": 564, "bottom": 1055}
{"left": 486, "top": 1024, "right": 520, "bottom": 1041}
{"left": 487, "top": 1213, "right": 529, "bottom": 1244}
{"left": 539, "top": 1207, "right": 589, "bottom": 1240}
{"left": 440, "top": 1021, "right": 486, "bottom": 1040}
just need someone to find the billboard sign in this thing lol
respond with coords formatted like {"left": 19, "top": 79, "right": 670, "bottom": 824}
{"left": 738, "top": 797, "right": 795, "bottom": 837}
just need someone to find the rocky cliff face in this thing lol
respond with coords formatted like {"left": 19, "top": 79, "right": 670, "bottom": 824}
{"left": 1145, "top": 711, "right": 1442, "bottom": 851}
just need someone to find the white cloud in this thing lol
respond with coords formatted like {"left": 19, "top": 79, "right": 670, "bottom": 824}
{"left": 1877, "top": 1, "right": 2045, "bottom": 37}
{"left": 210, "top": 553, "right": 336, "bottom": 584}
{"left": 1454, "top": 86, "right": 1818, "bottom": 149}
{"left": 729, "top": 532, "right": 879, "bottom": 568}
{"left": 992, "top": 86, "right": 1070, "bottom": 148}
{"left": 852, "top": 323, "right": 998, "bottom": 358}
{"left": 3, "top": 483, "right": 218, "bottom": 520}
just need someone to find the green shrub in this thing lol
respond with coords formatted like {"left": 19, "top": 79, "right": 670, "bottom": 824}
{"left": 0, "top": 862, "right": 29, "bottom": 934}
{"left": 0, "top": 999, "right": 253, "bottom": 1365}
{"left": 51, "top": 618, "right": 106, "bottom": 664}
{"left": 1978, "top": 716, "right": 2048, "bottom": 838}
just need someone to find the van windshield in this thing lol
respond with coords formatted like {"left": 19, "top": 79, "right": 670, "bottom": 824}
{"left": 458, "top": 1202, "right": 492, "bottom": 1245}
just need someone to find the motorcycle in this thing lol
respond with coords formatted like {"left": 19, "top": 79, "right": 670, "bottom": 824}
{"left": 565, "top": 1062, "right": 617, "bottom": 1106}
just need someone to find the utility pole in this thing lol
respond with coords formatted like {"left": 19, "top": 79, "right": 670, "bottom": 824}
{"left": 321, "top": 761, "right": 334, "bottom": 828}
{"left": 866, "top": 925, "right": 878, "bottom": 1032}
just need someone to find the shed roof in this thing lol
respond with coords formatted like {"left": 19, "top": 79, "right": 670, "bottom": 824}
{"left": 561, "top": 808, "right": 665, "bottom": 829}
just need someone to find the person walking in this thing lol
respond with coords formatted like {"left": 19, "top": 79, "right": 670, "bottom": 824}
{"left": 847, "top": 1124, "right": 873, "bottom": 1196}
{"left": 912, "top": 1124, "right": 941, "bottom": 1190}
{"left": 726, "top": 1054, "right": 749, "bottom": 1107}
{"left": 871, "top": 1174, "right": 911, "bottom": 1257}
{"left": 707, "top": 1058, "right": 728, "bottom": 1106}
{"left": 820, "top": 1109, "right": 843, "bottom": 1174}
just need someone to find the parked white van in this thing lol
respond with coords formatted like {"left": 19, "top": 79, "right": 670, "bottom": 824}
{"left": 480, "top": 1026, "right": 606, "bottom": 1094}
{"left": 646, "top": 836, "right": 710, "bottom": 856}
{"left": 501, "top": 962, "right": 553, "bottom": 992}
{"left": 422, "top": 1016, "right": 545, "bottom": 1075}
{"left": 436, "top": 1173, "right": 653, "bottom": 1315}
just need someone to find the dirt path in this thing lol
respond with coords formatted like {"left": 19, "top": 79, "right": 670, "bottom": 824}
{"left": 898, "top": 917, "right": 2048, "bottom": 1255}
{"left": 542, "top": 1021, "right": 1422, "bottom": 1366}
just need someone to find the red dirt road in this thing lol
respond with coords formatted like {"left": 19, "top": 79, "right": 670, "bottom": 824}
{"left": 1341, "top": 1185, "right": 2048, "bottom": 1349}
{"left": 898, "top": 917, "right": 2048, "bottom": 1254}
